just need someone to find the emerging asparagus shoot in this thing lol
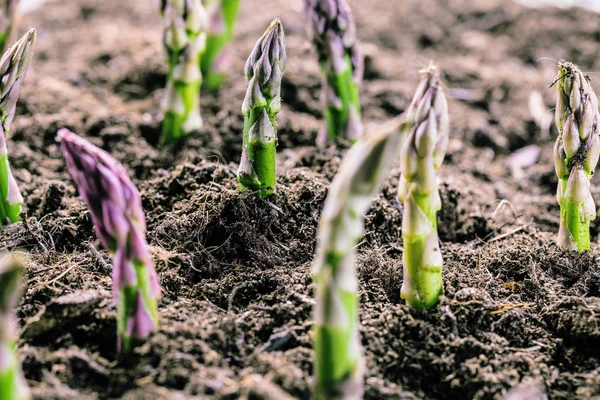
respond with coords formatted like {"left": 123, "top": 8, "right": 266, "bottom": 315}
{"left": 303, "top": 0, "right": 363, "bottom": 145}
{"left": 0, "top": 0, "right": 18, "bottom": 54}
{"left": 313, "top": 118, "right": 403, "bottom": 399}
{"left": 0, "top": 254, "right": 30, "bottom": 400}
{"left": 0, "top": 28, "right": 35, "bottom": 226}
{"left": 201, "top": 0, "right": 240, "bottom": 91}
{"left": 399, "top": 64, "right": 449, "bottom": 310}
{"left": 161, "top": 0, "right": 208, "bottom": 145}
{"left": 237, "top": 19, "right": 287, "bottom": 198}
{"left": 553, "top": 60, "right": 600, "bottom": 252}
{"left": 58, "top": 129, "right": 161, "bottom": 354}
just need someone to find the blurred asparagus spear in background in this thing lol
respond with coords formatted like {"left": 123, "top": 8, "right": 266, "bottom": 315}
{"left": 0, "top": 28, "right": 35, "bottom": 226}
{"left": 58, "top": 129, "right": 161, "bottom": 354}
{"left": 313, "top": 117, "right": 403, "bottom": 399}
{"left": 201, "top": 0, "right": 240, "bottom": 91}
{"left": 399, "top": 63, "right": 449, "bottom": 310}
{"left": 0, "top": 0, "right": 17, "bottom": 54}
{"left": 303, "top": 0, "right": 363, "bottom": 145}
{"left": 0, "top": 254, "right": 30, "bottom": 400}
{"left": 161, "top": 0, "right": 208, "bottom": 145}
{"left": 553, "top": 60, "right": 600, "bottom": 252}
{"left": 237, "top": 19, "right": 286, "bottom": 198}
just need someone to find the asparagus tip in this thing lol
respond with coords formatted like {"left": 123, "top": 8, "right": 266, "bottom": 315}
{"left": 419, "top": 60, "right": 438, "bottom": 76}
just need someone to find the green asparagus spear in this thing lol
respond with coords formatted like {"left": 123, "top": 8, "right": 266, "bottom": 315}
{"left": 313, "top": 117, "right": 403, "bottom": 399}
{"left": 237, "top": 19, "right": 286, "bottom": 198}
{"left": 303, "top": 0, "right": 363, "bottom": 145}
{"left": 0, "top": 254, "right": 30, "bottom": 400}
{"left": 201, "top": 0, "right": 240, "bottom": 91}
{"left": 0, "top": 0, "right": 18, "bottom": 54}
{"left": 399, "top": 63, "right": 449, "bottom": 310}
{"left": 553, "top": 60, "right": 600, "bottom": 252}
{"left": 0, "top": 29, "right": 35, "bottom": 226}
{"left": 161, "top": 0, "right": 208, "bottom": 145}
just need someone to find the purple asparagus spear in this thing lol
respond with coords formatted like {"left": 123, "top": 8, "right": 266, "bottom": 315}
{"left": 58, "top": 128, "right": 160, "bottom": 353}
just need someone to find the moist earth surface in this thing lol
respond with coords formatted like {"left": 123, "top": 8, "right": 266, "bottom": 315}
{"left": 6, "top": 0, "right": 600, "bottom": 399}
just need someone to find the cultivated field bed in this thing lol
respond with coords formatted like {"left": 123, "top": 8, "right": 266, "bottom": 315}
{"left": 5, "top": 0, "right": 600, "bottom": 398}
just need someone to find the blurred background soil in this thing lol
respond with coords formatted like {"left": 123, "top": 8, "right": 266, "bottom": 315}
{"left": 3, "top": 0, "right": 600, "bottom": 398}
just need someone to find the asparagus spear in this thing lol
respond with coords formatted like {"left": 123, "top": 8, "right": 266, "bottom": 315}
{"left": 237, "top": 19, "right": 286, "bottom": 198}
{"left": 303, "top": 0, "right": 363, "bottom": 145}
{"left": 553, "top": 60, "right": 600, "bottom": 252}
{"left": 0, "top": 29, "right": 35, "bottom": 226}
{"left": 161, "top": 0, "right": 208, "bottom": 145}
{"left": 201, "top": 0, "right": 240, "bottom": 91}
{"left": 313, "top": 117, "right": 403, "bottom": 399}
{"left": 399, "top": 63, "right": 449, "bottom": 310}
{"left": 58, "top": 129, "right": 161, "bottom": 354}
{"left": 0, "top": 0, "right": 17, "bottom": 54}
{"left": 0, "top": 254, "right": 30, "bottom": 400}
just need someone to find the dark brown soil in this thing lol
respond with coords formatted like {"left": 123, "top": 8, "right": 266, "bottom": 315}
{"left": 5, "top": 0, "right": 600, "bottom": 398}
